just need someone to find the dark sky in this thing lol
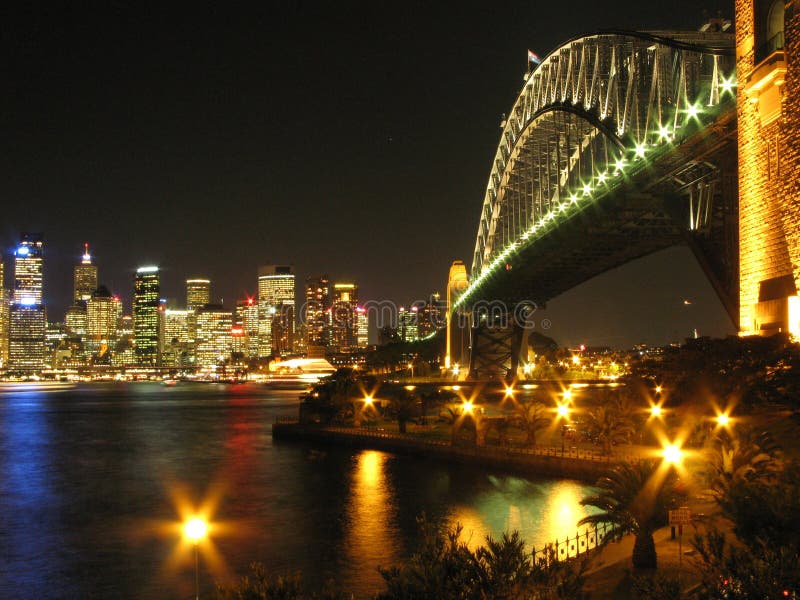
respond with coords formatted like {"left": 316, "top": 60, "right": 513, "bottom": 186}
{"left": 0, "top": 1, "right": 735, "bottom": 348}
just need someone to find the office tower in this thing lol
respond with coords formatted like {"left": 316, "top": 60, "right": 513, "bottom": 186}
{"left": 0, "top": 257, "right": 8, "bottom": 364}
{"left": 257, "top": 265, "right": 295, "bottom": 357}
{"left": 162, "top": 308, "right": 192, "bottom": 367}
{"left": 418, "top": 292, "right": 445, "bottom": 338}
{"left": 186, "top": 278, "right": 211, "bottom": 310}
{"left": 235, "top": 297, "right": 259, "bottom": 359}
{"left": 398, "top": 306, "right": 419, "bottom": 342}
{"left": 8, "top": 234, "right": 46, "bottom": 370}
{"left": 304, "top": 275, "right": 330, "bottom": 356}
{"left": 133, "top": 266, "right": 160, "bottom": 367}
{"left": 330, "top": 283, "right": 358, "bottom": 352}
{"left": 74, "top": 244, "right": 98, "bottom": 303}
{"left": 195, "top": 304, "right": 232, "bottom": 368}
{"left": 86, "top": 286, "right": 121, "bottom": 356}
{"left": 65, "top": 303, "right": 87, "bottom": 338}
{"left": 356, "top": 306, "right": 369, "bottom": 348}
{"left": 13, "top": 233, "right": 44, "bottom": 305}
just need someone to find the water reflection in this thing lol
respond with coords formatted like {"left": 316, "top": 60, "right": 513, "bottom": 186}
{"left": 445, "top": 478, "right": 597, "bottom": 552}
{"left": 341, "top": 451, "right": 400, "bottom": 588}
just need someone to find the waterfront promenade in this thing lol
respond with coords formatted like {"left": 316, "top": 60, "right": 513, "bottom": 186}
{"left": 272, "top": 420, "right": 647, "bottom": 482}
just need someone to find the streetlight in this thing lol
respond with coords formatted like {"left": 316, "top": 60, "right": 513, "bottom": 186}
{"left": 662, "top": 443, "right": 683, "bottom": 466}
{"left": 716, "top": 412, "right": 731, "bottom": 428}
{"left": 184, "top": 517, "right": 208, "bottom": 600}
{"left": 504, "top": 385, "right": 515, "bottom": 399}
{"left": 650, "top": 404, "right": 663, "bottom": 418}
{"left": 462, "top": 400, "right": 474, "bottom": 414}
{"left": 363, "top": 395, "right": 374, "bottom": 406}
{"left": 562, "top": 389, "right": 573, "bottom": 402}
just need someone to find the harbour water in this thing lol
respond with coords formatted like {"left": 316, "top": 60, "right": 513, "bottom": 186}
{"left": 0, "top": 383, "right": 597, "bottom": 598}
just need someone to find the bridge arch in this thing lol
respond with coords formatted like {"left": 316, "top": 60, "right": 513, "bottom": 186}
{"left": 465, "top": 30, "right": 736, "bottom": 308}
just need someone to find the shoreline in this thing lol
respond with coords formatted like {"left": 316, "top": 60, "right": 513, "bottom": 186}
{"left": 271, "top": 421, "right": 632, "bottom": 483}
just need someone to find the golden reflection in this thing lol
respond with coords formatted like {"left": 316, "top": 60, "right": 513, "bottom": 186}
{"left": 543, "top": 481, "right": 594, "bottom": 543}
{"left": 343, "top": 451, "right": 400, "bottom": 575}
{"left": 445, "top": 506, "right": 491, "bottom": 550}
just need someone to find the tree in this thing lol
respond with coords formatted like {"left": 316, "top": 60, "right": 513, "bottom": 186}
{"left": 513, "top": 401, "right": 550, "bottom": 447}
{"left": 579, "top": 460, "right": 684, "bottom": 570}
{"left": 384, "top": 386, "right": 419, "bottom": 434}
{"left": 416, "top": 385, "right": 455, "bottom": 426}
{"left": 701, "top": 428, "right": 781, "bottom": 505}
{"left": 582, "top": 397, "right": 635, "bottom": 455}
{"left": 378, "top": 516, "right": 588, "bottom": 599}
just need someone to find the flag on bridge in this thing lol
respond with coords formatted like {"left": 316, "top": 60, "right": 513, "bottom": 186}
{"left": 528, "top": 49, "right": 541, "bottom": 65}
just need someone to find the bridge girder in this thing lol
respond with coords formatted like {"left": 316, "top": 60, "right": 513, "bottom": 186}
{"left": 462, "top": 29, "right": 737, "bottom": 320}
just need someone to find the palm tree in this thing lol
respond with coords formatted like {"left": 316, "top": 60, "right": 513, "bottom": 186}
{"left": 579, "top": 459, "right": 683, "bottom": 570}
{"left": 512, "top": 401, "right": 550, "bottom": 446}
{"left": 385, "top": 386, "right": 419, "bottom": 434}
{"left": 702, "top": 428, "right": 781, "bottom": 503}
{"left": 583, "top": 398, "right": 635, "bottom": 455}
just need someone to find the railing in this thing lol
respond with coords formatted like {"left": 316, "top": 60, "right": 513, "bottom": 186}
{"left": 755, "top": 31, "right": 785, "bottom": 64}
{"left": 533, "top": 522, "right": 611, "bottom": 563}
{"left": 288, "top": 423, "right": 643, "bottom": 464}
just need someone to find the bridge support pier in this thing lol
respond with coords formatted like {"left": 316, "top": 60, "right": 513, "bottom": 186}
{"left": 468, "top": 315, "right": 525, "bottom": 381}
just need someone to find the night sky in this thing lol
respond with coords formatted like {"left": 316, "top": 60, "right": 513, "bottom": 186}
{"left": 1, "top": 1, "right": 735, "bottom": 348}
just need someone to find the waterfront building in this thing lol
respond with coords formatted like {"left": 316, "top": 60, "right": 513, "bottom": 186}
{"left": 64, "top": 303, "right": 87, "bottom": 339}
{"left": 8, "top": 234, "right": 46, "bottom": 371}
{"left": 73, "top": 244, "right": 98, "bottom": 304}
{"left": 186, "top": 278, "right": 211, "bottom": 310}
{"left": 257, "top": 265, "right": 295, "bottom": 357}
{"left": 133, "top": 266, "right": 160, "bottom": 367}
{"left": 162, "top": 308, "right": 192, "bottom": 367}
{"left": 330, "top": 283, "right": 358, "bottom": 353}
{"left": 305, "top": 275, "right": 331, "bottom": 356}
{"left": 235, "top": 297, "right": 259, "bottom": 359}
{"left": 0, "top": 257, "right": 8, "bottom": 364}
{"left": 86, "top": 286, "right": 121, "bottom": 357}
{"left": 195, "top": 304, "right": 233, "bottom": 368}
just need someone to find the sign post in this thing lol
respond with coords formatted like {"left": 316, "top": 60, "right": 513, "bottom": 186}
{"left": 669, "top": 506, "right": 692, "bottom": 596}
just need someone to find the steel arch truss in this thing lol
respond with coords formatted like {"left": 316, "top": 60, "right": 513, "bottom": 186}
{"left": 465, "top": 30, "right": 735, "bottom": 303}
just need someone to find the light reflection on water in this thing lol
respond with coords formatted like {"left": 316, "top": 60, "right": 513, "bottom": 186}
{"left": 0, "top": 384, "right": 598, "bottom": 599}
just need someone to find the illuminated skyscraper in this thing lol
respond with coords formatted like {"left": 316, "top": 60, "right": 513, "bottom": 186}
{"left": 330, "top": 283, "right": 358, "bottom": 352}
{"left": 186, "top": 278, "right": 211, "bottom": 310}
{"left": 65, "top": 303, "right": 87, "bottom": 338}
{"left": 195, "top": 304, "right": 232, "bottom": 368}
{"left": 305, "top": 275, "right": 330, "bottom": 356}
{"left": 257, "top": 265, "right": 295, "bottom": 357}
{"left": 162, "top": 308, "right": 192, "bottom": 367}
{"left": 0, "top": 257, "right": 8, "bottom": 364}
{"left": 356, "top": 306, "right": 369, "bottom": 348}
{"left": 133, "top": 266, "right": 160, "bottom": 367}
{"left": 398, "top": 306, "right": 419, "bottom": 342}
{"left": 86, "top": 286, "right": 121, "bottom": 356}
{"left": 418, "top": 292, "right": 446, "bottom": 338}
{"left": 13, "top": 234, "right": 43, "bottom": 306}
{"left": 8, "top": 234, "right": 46, "bottom": 371}
{"left": 74, "top": 244, "right": 98, "bottom": 303}
{"left": 235, "top": 297, "right": 259, "bottom": 359}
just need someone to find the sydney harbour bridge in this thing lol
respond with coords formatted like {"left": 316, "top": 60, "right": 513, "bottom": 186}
{"left": 447, "top": 29, "right": 741, "bottom": 378}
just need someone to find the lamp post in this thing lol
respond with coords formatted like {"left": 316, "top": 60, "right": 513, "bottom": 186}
{"left": 184, "top": 517, "right": 207, "bottom": 600}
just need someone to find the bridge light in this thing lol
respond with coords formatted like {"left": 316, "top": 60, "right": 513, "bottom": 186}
{"left": 614, "top": 158, "right": 626, "bottom": 172}
{"left": 721, "top": 78, "right": 736, "bottom": 94}
{"left": 597, "top": 172, "right": 607, "bottom": 184}
{"left": 686, "top": 103, "right": 701, "bottom": 119}
{"left": 658, "top": 125, "right": 672, "bottom": 141}
{"left": 634, "top": 143, "right": 646, "bottom": 158}
{"left": 569, "top": 193, "right": 579, "bottom": 204}
{"left": 582, "top": 183, "right": 592, "bottom": 195}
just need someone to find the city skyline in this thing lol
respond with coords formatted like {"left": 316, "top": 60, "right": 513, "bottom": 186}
{"left": 1, "top": 3, "right": 735, "bottom": 348}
